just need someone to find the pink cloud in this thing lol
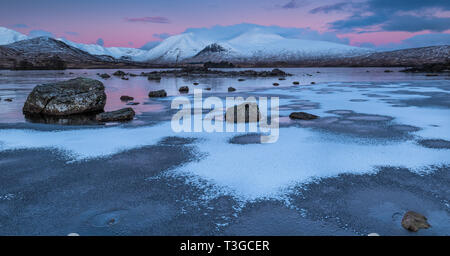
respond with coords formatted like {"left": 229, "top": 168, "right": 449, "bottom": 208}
{"left": 125, "top": 16, "right": 170, "bottom": 24}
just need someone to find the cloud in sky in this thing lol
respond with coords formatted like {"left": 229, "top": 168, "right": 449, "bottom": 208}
{"left": 282, "top": 0, "right": 299, "bottom": 9}
{"left": 183, "top": 23, "right": 350, "bottom": 44}
{"left": 11, "top": 24, "right": 28, "bottom": 29}
{"left": 309, "top": 2, "right": 353, "bottom": 14}
{"left": 96, "top": 38, "right": 104, "bottom": 46}
{"left": 28, "top": 30, "right": 54, "bottom": 38}
{"left": 313, "top": 0, "right": 450, "bottom": 33}
{"left": 140, "top": 41, "right": 161, "bottom": 50}
{"left": 379, "top": 33, "right": 450, "bottom": 50}
{"left": 152, "top": 33, "right": 171, "bottom": 40}
{"left": 125, "top": 16, "right": 170, "bottom": 24}
{"left": 65, "top": 31, "right": 79, "bottom": 36}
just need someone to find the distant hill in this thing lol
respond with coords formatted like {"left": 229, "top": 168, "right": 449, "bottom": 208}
{"left": 0, "top": 37, "right": 152, "bottom": 69}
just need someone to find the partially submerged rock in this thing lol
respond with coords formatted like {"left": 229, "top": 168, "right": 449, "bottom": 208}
{"left": 96, "top": 107, "right": 135, "bottom": 122}
{"left": 289, "top": 112, "right": 319, "bottom": 120}
{"left": 179, "top": 86, "right": 189, "bottom": 93}
{"left": 228, "top": 87, "right": 236, "bottom": 92}
{"left": 148, "top": 89, "right": 167, "bottom": 98}
{"left": 225, "top": 102, "right": 260, "bottom": 123}
{"left": 99, "top": 73, "right": 110, "bottom": 79}
{"left": 401, "top": 211, "right": 431, "bottom": 232}
{"left": 147, "top": 75, "right": 162, "bottom": 81}
{"left": 120, "top": 95, "right": 134, "bottom": 101}
{"left": 293, "top": 81, "right": 300, "bottom": 85}
{"left": 273, "top": 83, "right": 279, "bottom": 86}
{"left": 23, "top": 77, "right": 106, "bottom": 116}
{"left": 113, "top": 70, "right": 126, "bottom": 77}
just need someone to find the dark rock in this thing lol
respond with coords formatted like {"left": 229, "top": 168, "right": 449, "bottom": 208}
{"left": 289, "top": 112, "right": 319, "bottom": 120}
{"left": 401, "top": 211, "right": 431, "bottom": 232}
{"left": 193, "top": 82, "right": 199, "bottom": 85}
{"left": 99, "top": 73, "right": 110, "bottom": 79}
{"left": 270, "top": 68, "right": 289, "bottom": 76}
{"left": 205, "top": 88, "right": 212, "bottom": 91}
{"left": 148, "top": 75, "right": 162, "bottom": 81}
{"left": 228, "top": 87, "right": 236, "bottom": 92}
{"left": 148, "top": 90, "right": 167, "bottom": 98}
{"left": 278, "top": 77, "right": 286, "bottom": 80}
{"left": 120, "top": 95, "right": 134, "bottom": 101}
{"left": 225, "top": 102, "right": 260, "bottom": 123}
{"left": 238, "top": 78, "right": 245, "bottom": 82}
{"left": 204, "top": 61, "right": 235, "bottom": 68}
{"left": 181, "top": 66, "right": 208, "bottom": 73}
{"left": 417, "top": 139, "right": 450, "bottom": 149}
{"left": 139, "top": 68, "right": 293, "bottom": 78}
{"left": 273, "top": 83, "right": 279, "bottom": 86}
{"left": 96, "top": 108, "right": 135, "bottom": 122}
{"left": 293, "top": 81, "right": 300, "bottom": 85}
{"left": 4, "top": 98, "right": 13, "bottom": 102}
{"left": 400, "top": 62, "right": 450, "bottom": 73}
{"left": 179, "top": 86, "right": 189, "bottom": 93}
{"left": 121, "top": 77, "right": 129, "bottom": 80}
{"left": 23, "top": 77, "right": 106, "bottom": 116}
{"left": 126, "top": 102, "right": 140, "bottom": 106}
{"left": 113, "top": 70, "right": 126, "bottom": 77}
{"left": 311, "top": 82, "right": 316, "bottom": 84}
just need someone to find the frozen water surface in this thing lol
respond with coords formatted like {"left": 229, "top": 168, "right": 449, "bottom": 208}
{"left": 0, "top": 68, "right": 449, "bottom": 202}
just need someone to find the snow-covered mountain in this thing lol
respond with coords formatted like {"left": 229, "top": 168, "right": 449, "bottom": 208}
{"left": 0, "top": 27, "right": 28, "bottom": 45}
{"left": 58, "top": 38, "right": 147, "bottom": 60}
{"left": 0, "top": 26, "right": 145, "bottom": 60}
{"left": 134, "top": 33, "right": 215, "bottom": 62}
{"left": 140, "top": 27, "right": 374, "bottom": 63}
{"left": 0, "top": 25, "right": 374, "bottom": 64}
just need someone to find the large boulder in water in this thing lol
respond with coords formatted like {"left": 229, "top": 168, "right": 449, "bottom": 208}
{"left": 23, "top": 77, "right": 106, "bottom": 116}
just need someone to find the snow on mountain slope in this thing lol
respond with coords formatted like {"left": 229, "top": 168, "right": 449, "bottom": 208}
{"left": 58, "top": 38, "right": 147, "bottom": 60}
{"left": 143, "top": 28, "right": 373, "bottom": 63}
{"left": 136, "top": 33, "right": 214, "bottom": 62}
{"left": 226, "top": 29, "right": 372, "bottom": 60}
{"left": 0, "top": 27, "right": 28, "bottom": 45}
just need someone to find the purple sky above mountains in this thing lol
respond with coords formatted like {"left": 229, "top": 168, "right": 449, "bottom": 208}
{"left": 1, "top": 0, "right": 449, "bottom": 49}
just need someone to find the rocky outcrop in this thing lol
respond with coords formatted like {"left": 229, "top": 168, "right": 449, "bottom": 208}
{"left": 225, "top": 102, "right": 260, "bottom": 123}
{"left": 400, "top": 62, "right": 450, "bottom": 73}
{"left": 289, "top": 112, "right": 319, "bottom": 120}
{"left": 148, "top": 89, "right": 167, "bottom": 98}
{"left": 140, "top": 68, "right": 292, "bottom": 78}
{"left": 23, "top": 77, "right": 106, "bottom": 116}
{"left": 96, "top": 108, "right": 135, "bottom": 122}
{"left": 401, "top": 211, "right": 431, "bottom": 232}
